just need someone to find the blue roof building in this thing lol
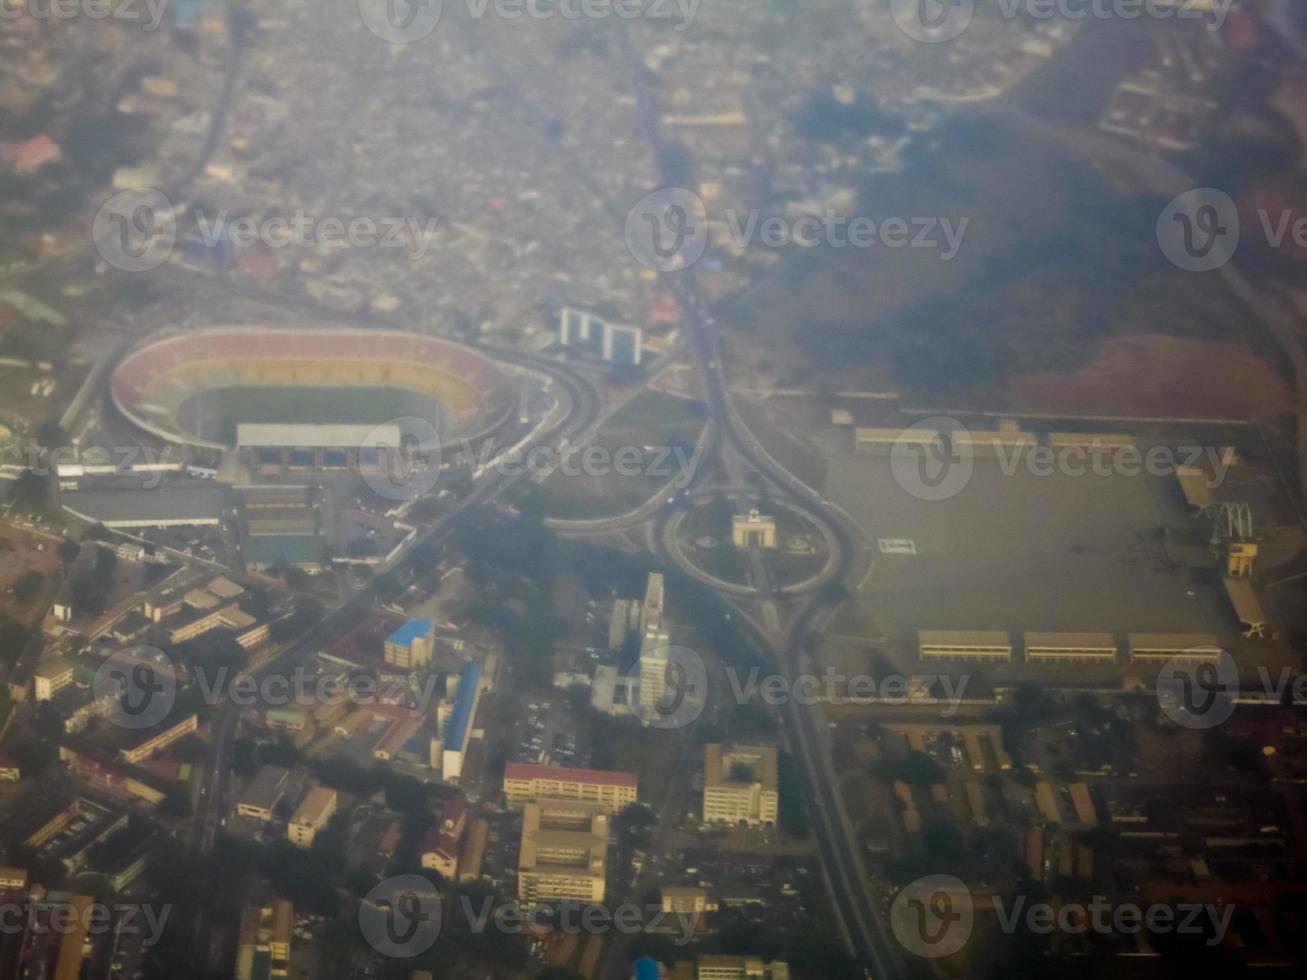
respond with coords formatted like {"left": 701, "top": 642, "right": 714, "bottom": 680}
{"left": 384, "top": 619, "right": 434, "bottom": 670}
{"left": 387, "top": 618, "right": 433, "bottom": 648}
{"left": 444, "top": 660, "right": 482, "bottom": 754}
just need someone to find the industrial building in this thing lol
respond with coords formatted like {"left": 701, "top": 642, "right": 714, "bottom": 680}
{"left": 917, "top": 630, "right": 1013, "bottom": 663}
{"left": 1023, "top": 632, "right": 1118, "bottom": 665}
{"left": 1127, "top": 633, "right": 1224, "bottom": 664}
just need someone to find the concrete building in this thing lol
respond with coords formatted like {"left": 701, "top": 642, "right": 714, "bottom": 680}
{"left": 703, "top": 744, "right": 778, "bottom": 828}
{"left": 661, "top": 886, "right": 715, "bottom": 915}
{"left": 288, "top": 787, "right": 337, "bottom": 848}
{"left": 237, "top": 766, "right": 290, "bottom": 822}
{"left": 640, "top": 573, "right": 665, "bottom": 638}
{"left": 118, "top": 713, "right": 199, "bottom": 764}
{"left": 236, "top": 900, "right": 293, "bottom": 980}
{"left": 517, "top": 799, "right": 609, "bottom": 906}
{"left": 33, "top": 655, "right": 74, "bottom": 702}
{"left": 384, "top": 618, "right": 434, "bottom": 670}
{"left": 51, "top": 545, "right": 98, "bottom": 623}
{"left": 695, "top": 955, "right": 790, "bottom": 979}
{"left": 438, "top": 660, "right": 483, "bottom": 781}
{"left": 731, "top": 509, "right": 776, "bottom": 549}
{"left": 559, "top": 307, "right": 644, "bottom": 366}
{"left": 420, "top": 796, "right": 467, "bottom": 879}
{"left": 503, "top": 762, "right": 638, "bottom": 814}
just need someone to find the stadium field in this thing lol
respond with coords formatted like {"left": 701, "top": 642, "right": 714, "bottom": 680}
{"left": 179, "top": 386, "right": 443, "bottom": 447}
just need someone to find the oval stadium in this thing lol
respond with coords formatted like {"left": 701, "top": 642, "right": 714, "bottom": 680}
{"left": 111, "top": 327, "right": 517, "bottom": 468}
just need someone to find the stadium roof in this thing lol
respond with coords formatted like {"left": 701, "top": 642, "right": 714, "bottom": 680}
{"left": 236, "top": 423, "right": 400, "bottom": 448}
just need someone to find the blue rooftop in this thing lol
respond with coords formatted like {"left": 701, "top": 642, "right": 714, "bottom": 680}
{"left": 387, "top": 618, "right": 433, "bottom": 648}
{"left": 443, "top": 660, "right": 482, "bottom": 753}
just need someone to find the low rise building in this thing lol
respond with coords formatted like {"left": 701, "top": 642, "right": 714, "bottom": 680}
{"left": 695, "top": 955, "right": 790, "bottom": 980}
{"left": 237, "top": 766, "right": 290, "bottom": 822}
{"left": 503, "top": 762, "right": 638, "bottom": 814}
{"left": 288, "top": 786, "right": 336, "bottom": 848}
{"left": 703, "top": 744, "right": 778, "bottom": 828}
{"left": 236, "top": 900, "right": 293, "bottom": 980}
{"left": 32, "top": 654, "right": 74, "bottom": 701}
{"left": 384, "top": 618, "right": 434, "bottom": 670}
{"left": 517, "top": 799, "right": 609, "bottom": 906}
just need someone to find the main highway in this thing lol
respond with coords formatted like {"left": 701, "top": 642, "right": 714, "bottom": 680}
{"left": 611, "top": 24, "right": 900, "bottom": 979}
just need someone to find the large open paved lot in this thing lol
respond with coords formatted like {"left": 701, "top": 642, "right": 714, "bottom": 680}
{"left": 826, "top": 452, "right": 1234, "bottom": 661}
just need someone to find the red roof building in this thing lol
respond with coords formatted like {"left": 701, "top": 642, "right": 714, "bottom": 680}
{"left": 503, "top": 762, "right": 638, "bottom": 813}
{"left": 13, "top": 135, "right": 60, "bottom": 175}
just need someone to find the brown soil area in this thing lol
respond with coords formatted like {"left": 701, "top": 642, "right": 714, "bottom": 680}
{"left": 1011, "top": 334, "right": 1292, "bottom": 421}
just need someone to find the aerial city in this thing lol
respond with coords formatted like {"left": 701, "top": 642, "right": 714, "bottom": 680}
{"left": 0, "top": 1, "right": 1306, "bottom": 978}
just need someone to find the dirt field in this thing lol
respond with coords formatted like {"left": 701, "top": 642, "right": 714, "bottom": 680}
{"left": 1011, "top": 334, "right": 1292, "bottom": 422}
{"left": 0, "top": 524, "right": 63, "bottom": 625}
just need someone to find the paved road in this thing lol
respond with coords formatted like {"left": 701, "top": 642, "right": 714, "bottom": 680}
{"left": 610, "top": 23, "right": 896, "bottom": 979}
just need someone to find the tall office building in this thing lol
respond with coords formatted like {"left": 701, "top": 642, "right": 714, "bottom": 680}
{"left": 558, "top": 307, "right": 644, "bottom": 366}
